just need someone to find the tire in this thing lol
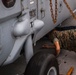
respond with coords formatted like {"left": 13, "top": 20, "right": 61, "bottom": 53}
{"left": 24, "top": 51, "right": 59, "bottom": 75}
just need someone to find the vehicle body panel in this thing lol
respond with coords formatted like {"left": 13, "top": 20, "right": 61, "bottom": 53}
{"left": 0, "top": 0, "right": 76, "bottom": 66}
{"left": 35, "top": 0, "right": 76, "bottom": 41}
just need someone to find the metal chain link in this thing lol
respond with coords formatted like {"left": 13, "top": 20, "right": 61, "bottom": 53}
{"left": 49, "top": 0, "right": 58, "bottom": 24}
{"left": 63, "top": 0, "right": 76, "bottom": 19}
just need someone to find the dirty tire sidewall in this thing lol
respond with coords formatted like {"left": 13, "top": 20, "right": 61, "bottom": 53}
{"left": 24, "top": 52, "right": 59, "bottom": 75}
{"left": 39, "top": 54, "right": 58, "bottom": 75}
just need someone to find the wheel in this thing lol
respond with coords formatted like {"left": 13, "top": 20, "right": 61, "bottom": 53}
{"left": 24, "top": 51, "right": 59, "bottom": 75}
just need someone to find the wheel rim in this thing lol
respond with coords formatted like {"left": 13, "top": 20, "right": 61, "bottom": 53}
{"left": 47, "top": 67, "right": 57, "bottom": 75}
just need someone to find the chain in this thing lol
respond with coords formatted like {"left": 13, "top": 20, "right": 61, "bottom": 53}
{"left": 50, "top": 0, "right": 58, "bottom": 24}
{"left": 63, "top": 0, "right": 76, "bottom": 19}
